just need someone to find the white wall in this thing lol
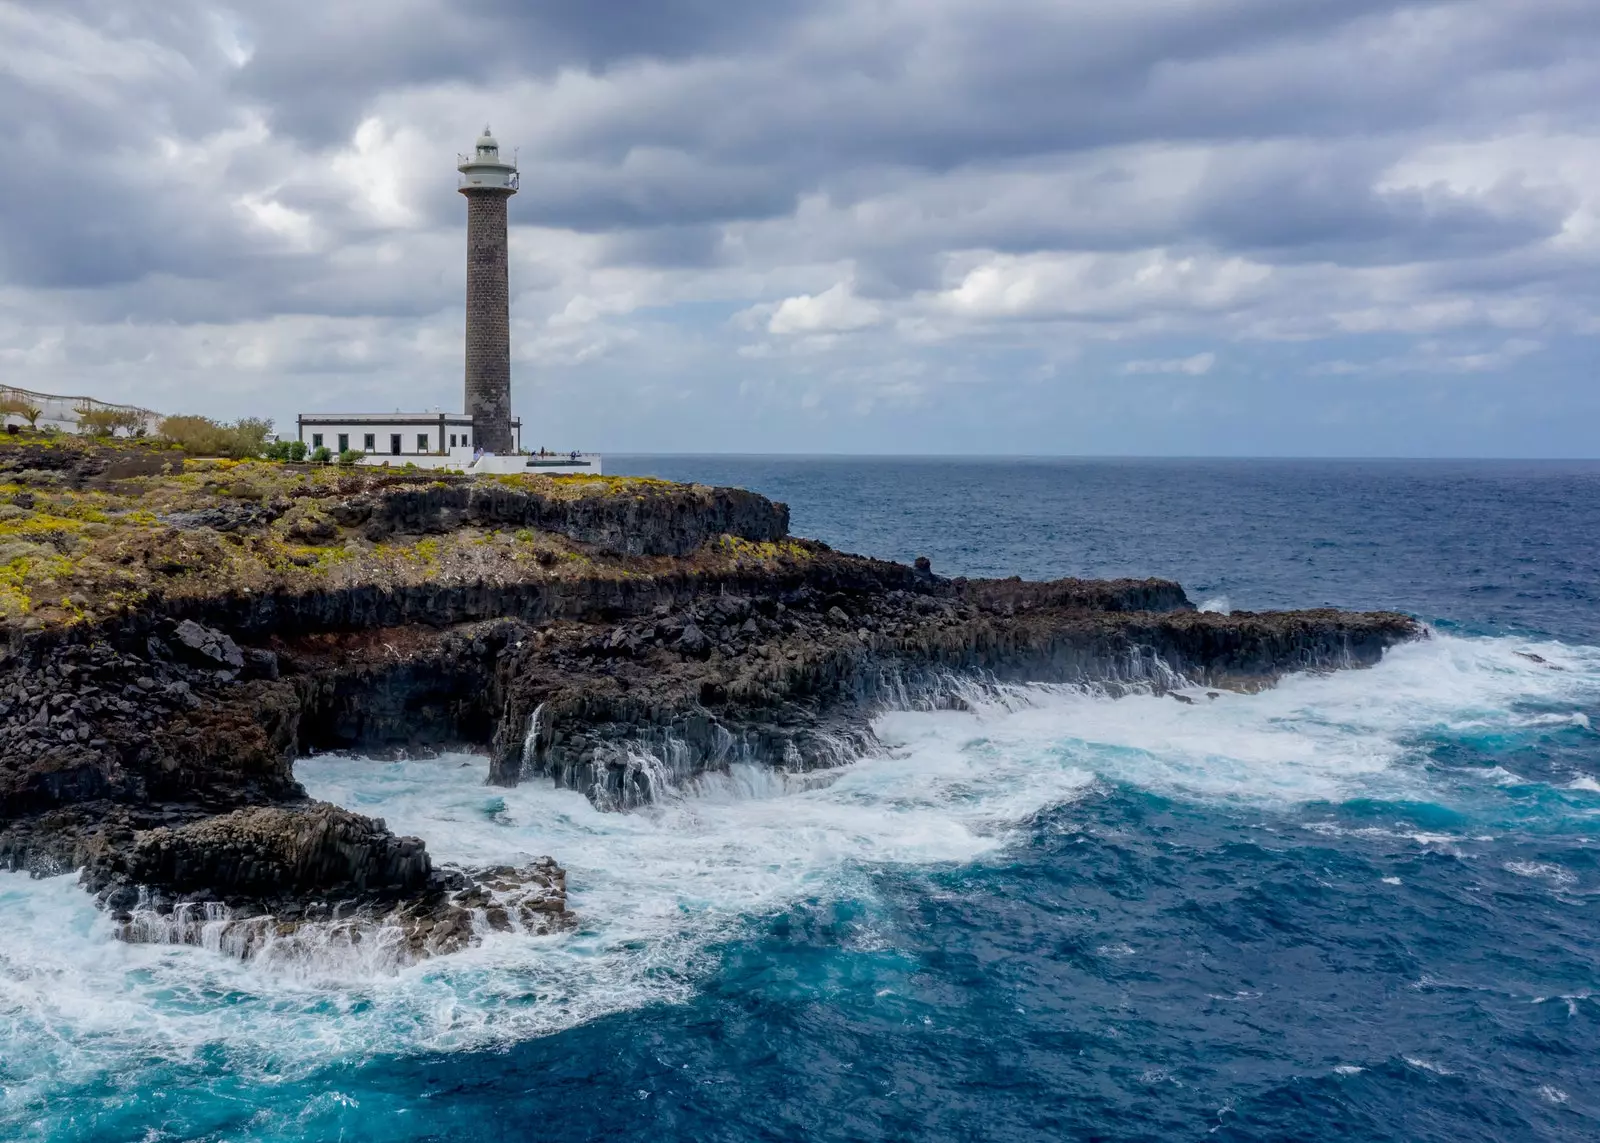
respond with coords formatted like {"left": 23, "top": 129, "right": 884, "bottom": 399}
{"left": 299, "top": 420, "right": 473, "bottom": 456}
{"left": 354, "top": 451, "right": 603, "bottom": 475}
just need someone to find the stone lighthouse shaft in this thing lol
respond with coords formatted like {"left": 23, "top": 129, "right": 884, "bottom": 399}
{"left": 457, "top": 127, "right": 518, "bottom": 455}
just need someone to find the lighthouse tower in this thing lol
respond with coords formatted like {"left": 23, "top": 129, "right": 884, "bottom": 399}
{"left": 457, "top": 126, "right": 519, "bottom": 454}
{"left": 297, "top": 127, "right": 603, "bottom": 473}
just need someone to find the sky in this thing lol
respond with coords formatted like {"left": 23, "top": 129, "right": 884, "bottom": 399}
{"left": 0, "top": 0, "right": 1597, "bottom": 457}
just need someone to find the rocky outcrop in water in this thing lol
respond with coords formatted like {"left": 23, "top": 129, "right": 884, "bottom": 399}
{"left": 103, "top": 855, "right": 569, "bottom": 964}
{"left": 82, "top": 803, "right": 432, "bottom": 902}
{"left": 482, "top": 577, "right": 1416, "bottom": 806}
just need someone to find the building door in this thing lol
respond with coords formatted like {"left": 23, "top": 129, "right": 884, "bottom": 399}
{"left": 337, "top": 433, "right": 349, "bottom": 453}
{"left": 390, "top": 434, "right": 402, "bottom": 455}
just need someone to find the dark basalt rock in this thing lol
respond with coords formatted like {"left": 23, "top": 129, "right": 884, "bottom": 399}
{"left": 163, "top": 504, "right": 283, "bottom": 532}
{"left": 0, "top": 471, "right": 1423, "bottom": 957}
{"left": 480, "top": 581, "right": 1420, "bottom": 804}
{"left": 676, "top": 622, "right": 710, "bottom": 657}
{"left": 171, "top": 619, "right": 245, "bottom": 671}
{"left": 104, "top": 855, "right": 571, "bottom": 964}
{"left": 81, "top": 802, "right": 432, "bottom": 901}
{"left": 0, "top": 439, "right": 173, "bottom": 487}
{"left": 335, "top": 480, "right": 787, "bottom": 556}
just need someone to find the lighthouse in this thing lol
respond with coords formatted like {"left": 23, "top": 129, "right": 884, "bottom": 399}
{"left": 457, "top": 126, "right": 519, "bottom": 454}
{"left": 295, "top": 128, "right": 599, "bottom": 474}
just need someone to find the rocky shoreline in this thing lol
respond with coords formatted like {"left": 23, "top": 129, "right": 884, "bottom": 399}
{"left": 0, "top": 438, "right": 1422, "bottom": 963}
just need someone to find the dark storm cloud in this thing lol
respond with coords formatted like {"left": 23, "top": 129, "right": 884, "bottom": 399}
{"left": 596, "top": 225, "right": 727, "bottom": 270}
{"left": 0, "top": 0, "right": 300, "bottom": 290}
{"left": 0, "top": 0, "right": 1597, "bottom": 445}
{"left": 519, "top": 155, "right": 796, "bottom": 231}
{"left": 420, "top": 0, "right": 1599, "bottom": 269}
{"left": 5, "top": 0, "right": 1596, "bottom": 285}
{"left": 1183, "top": 153, "right": 1576, "bottom": 266}
{"left": 230, "top": 0, "right": 812, "bottom": 144}
{"left": 513, "top": 0, "right": 1590, "bottom": 173}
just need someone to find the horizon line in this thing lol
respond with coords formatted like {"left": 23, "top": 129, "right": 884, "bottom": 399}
{"left": 598, "top": 452, "right": 1600, "bottom": 462}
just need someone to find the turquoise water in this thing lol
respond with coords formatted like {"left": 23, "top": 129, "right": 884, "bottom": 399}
{"left": 3, "top": 458, "right": 1598, "bottom": 1141}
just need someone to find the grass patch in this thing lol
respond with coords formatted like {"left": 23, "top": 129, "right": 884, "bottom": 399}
{"left": 0, "top": 434, "right": 765, "bottom": 633}
{"left": 715, "top": 534, "right": 811, "bottom": 561}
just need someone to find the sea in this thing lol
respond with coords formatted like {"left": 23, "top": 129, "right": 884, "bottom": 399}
{"left": 3, "top": 456, "right": 1599, "bottom": 1142}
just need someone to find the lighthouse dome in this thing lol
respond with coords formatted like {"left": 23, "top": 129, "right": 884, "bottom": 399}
{"left": 476, "top": 127, "right": 499, "bottom": 152}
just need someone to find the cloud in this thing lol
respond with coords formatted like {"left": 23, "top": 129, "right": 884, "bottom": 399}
{"left": 766, "top": 281, "right": 882, "bottom": 335}
{"left": 1307, "top": 336, "right": 1544, "bottom": 376}
{"left": 931, "top": 251, "right": 1272, "bottom": 324}
{"left": 1122, "top": 352, "right": 1217, "bottom": 376}
{"left": 0, "top": 0, "right": 1596, "bottom": 453}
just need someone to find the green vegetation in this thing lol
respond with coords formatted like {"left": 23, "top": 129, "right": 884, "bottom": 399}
{"left": 0, "top": 399, "right": 45, "bottom": 430}
{"left": 77, "top": 404, "right": 145, "bottom": 437}
{"left": 336, "top": 449, "right": 366, "bottom": 467}
{"left": 715, "top": 534, "right": 809, "bottom": 560}
{"left": 263, "top": 440, "right": 309, "bottom": 462}
{"left": 158, "top": 415, "right": 274, "bottom": 459}
{"left": 309, "top": 445, "right": 333, "bottom": 465}
{"left": 0, "top": 434, "right": 798, "bottom": 631}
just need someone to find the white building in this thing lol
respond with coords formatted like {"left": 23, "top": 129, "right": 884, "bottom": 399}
{"left": 296, "top": 412, "right": 513, "bottom": 459}
{"left": 294, "top": 413, "right": 601, "bottom": 475}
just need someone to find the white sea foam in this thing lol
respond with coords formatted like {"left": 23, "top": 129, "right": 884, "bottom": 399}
{"left": 1503, "top": 860, "right": 1578, "bottom": 886}
{"left": 1198, "top": 596, "right": 1231, "bottom": 614}
{"left": 1404, "top": 1056, "right": 1453, "bottom": 1075}
{"left": 1, "top": 630, "right": 1596, "bottom": 1120}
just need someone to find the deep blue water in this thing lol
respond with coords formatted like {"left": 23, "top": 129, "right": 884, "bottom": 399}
{"left": 612, "top": 456, "right": 1600, "bottom": 643}
{"left": 4, "top": 458, "right": 1599, "bottom": 1142}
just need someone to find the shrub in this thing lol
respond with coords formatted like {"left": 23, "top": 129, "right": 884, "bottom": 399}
{"left": 158, "top": 415, "right": 275, "bottom": 459}
{"left": 158, "top": 415, "right": 231, "bottom": 456}
{"left": 76, "top": 405, "right": 144, "bottom": 437}
{"left": 309, "top": 445, "right": 332, "bottom": 465}
{"left": 232, "top": 417, "right": 272, "bottom": 458}
{"left": 76, "top": 410, "right": 114, "bottom": 437}
{"left": 263, "top": 439, "right": 310, "bottom": 462}
{"left": 336, "top": 448, "right": 365, "bottom": 467}
{"left": 0, "top": 398, "right": 40, "bottom": 431}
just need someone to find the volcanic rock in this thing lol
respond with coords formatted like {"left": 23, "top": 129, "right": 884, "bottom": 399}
{"left": 171, "top": 619, "right": 246, "bottom": 671}
{"left": 0, "top": 436, "right": 1423, "bottom": 958}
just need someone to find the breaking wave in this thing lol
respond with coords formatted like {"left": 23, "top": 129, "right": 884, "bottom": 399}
{"left": 2, "top": 632, "right": 1597, "bottom": 1137}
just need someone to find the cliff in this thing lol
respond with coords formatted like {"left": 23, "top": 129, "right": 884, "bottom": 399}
{"left": 0, "top": 435, "right": 1422, "bottom": 961}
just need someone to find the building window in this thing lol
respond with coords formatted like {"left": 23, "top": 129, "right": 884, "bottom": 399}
{"left": 390, "top": 434, "right": 401, "bottom": 455}
{"left": 311, "top": 433, "right": 323, "bottom": 448}
{"left": 363, "top": 433, "right": 375, "bottom": 451}
{"left": 417, "top": 433, "right": 429, "bottom": 452}
{"left": 337, "top": 433, "right": 349, "bottom": 453}
{"left": 449, "top": 434, "right": 456, "bottom": 448}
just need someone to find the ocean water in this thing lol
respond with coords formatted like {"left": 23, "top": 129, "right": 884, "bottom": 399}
{"left": 4, "top": 458, "right": 1599, "bottom": 1142}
